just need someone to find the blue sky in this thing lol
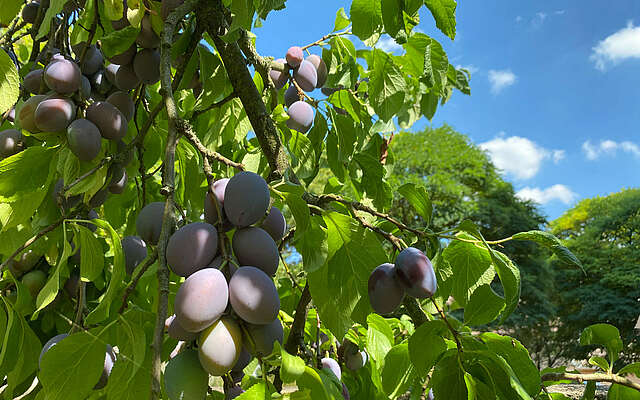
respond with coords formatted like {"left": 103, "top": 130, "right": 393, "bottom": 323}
{"left": 254, "top": 1, "right": 640, "bottom": 220}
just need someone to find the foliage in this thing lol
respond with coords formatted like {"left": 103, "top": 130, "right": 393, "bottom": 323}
{"left": 0, "top": 0, "right": 636, "bottom": 399}
{"left": 549, "top": 188, "right": 640, "bottom": 364}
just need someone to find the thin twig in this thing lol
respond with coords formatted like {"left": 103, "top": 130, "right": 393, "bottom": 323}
{"left": 62, "top": 157, "right": 111, "bottom": 194}
{"left": 541, "top": 372, "right": 640, "bottom": 392}
{"left": 300, "top": 28, "right": 352, "bottom": 51}
{"left": 69, "top": 281, "right": 86, "bottom": 334}
{"left": 77, "top": 0, "right": 98, "bottom": 65}
{"left": 178, "top": 119, "right": 245, "bottom": 170}
{"left": 284, "top": 282, "right": 311, "bottom": 355}
{"left": 430, "top": 298, "right": 462, "bottom": 354}
{"left": 191, "top": 90, "right": 237, "bottom": 119}
{"left": 118, "top": 252, "right": 159, "bottom": 314}
{"left": 347, "top": 203, "right": 402, "bottom": 251}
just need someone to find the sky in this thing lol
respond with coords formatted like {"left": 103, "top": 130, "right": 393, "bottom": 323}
{"left": 253, "top": 1, "right": 640, "bottom": 220}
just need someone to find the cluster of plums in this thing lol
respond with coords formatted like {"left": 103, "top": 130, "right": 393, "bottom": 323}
{"left": 368, "top": 247, "right": 438, "bottom": 315}
{"left": 269, "top": 46, "right": 328, "bottom": 133}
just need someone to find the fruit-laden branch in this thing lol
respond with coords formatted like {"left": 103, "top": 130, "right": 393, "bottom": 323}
{"left": 541, "top": 372, "right": 640, "bottom": 392}
{"left": 150, "top": 0, "right": 200, "bottom": 397}
{"left": 177, "top": 119, "right": 245, "bottom": 171}
{"left": 0, "top": 218, "right": 64, "bottom": 273}
{"left": 402, "top": 298, "right": 429, "bottom": 326}
{"left": 300, "top": 28, "right": 352, "bottom": 51}
{"left": 118, "top": 251, "right": 159, "bottom": 314}
{"left": 284, "top": 282, "right": 312, "bottom": 354}
{"left": 77, "top": 0, "right": 98, "bottom": 65}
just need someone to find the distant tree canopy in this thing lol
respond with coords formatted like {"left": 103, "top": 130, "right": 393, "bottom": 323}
{"left": 550, "top": 188, "right": 640, "bottom": 362}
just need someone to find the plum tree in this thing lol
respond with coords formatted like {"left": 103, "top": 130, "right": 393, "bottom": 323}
{"left": 269, "top": 59, "right": 288, "bottom": 89}
{"left": 136, "top": 15, "right": 160, "bottom": 48}
{"left": 166, "top": 315, "right": 198, "bottom": 342}
{"left": 136, "top": 201, "right": 165, "bottom": 245}
{"left": 133, "top": 49, "right": 161, "bottom": 84}
{"left": 228, "top": 266, "right": 279, "bottom": 325}
{"left": 52, "top": 178, "right": 81, "bottom": 210}
{"left": 232, "top": 227, "right": 279, "bottom": 276}
{"left": 121, "top": 235, "right": 147, "bottom": 275}
{"left": 0, "top": 129, "right": 24, "bottom": 158}
{"left": 94, "top": 345, "right": 117, "bottom": 389}
{"left": 394, "top": 247, "right": 437, "bottom": 298}
{"left": 115, "top": 63, "right": 141, "bottom": 91}
{"left": 285, "top": 46, "right": 303, "bottom": 68}
{"left": 174, "top": 268, "right": 228, "bottom": 332}
{"left": 18, "top": 94, "right": 46, "bottom": 133}
{"left": 106, "top": 91, "right": 135, "bottom": 121}
{"left": 66, "top": 119, "right": 102, "bottom": 161}
{"left": 198, "top": 317, "right": 243, "bottom": 376}
{"left": 161, "top": 0, "right": 185, "bottom": 20}
{"left": 321, "top": 357, "right": 341, "bottom": 380}
{"left": 163, "top": 349, "right": 208, "bottom": 400}
{"left": 286, "top": 101, "right": 314, "bottom": 133}
{"left": 21, "top": 269, "right": 46, "bottom": 297}
{"left": 166, "top": 222, "right": 218, "bottom": 277}
{"left": 86, "top": 101, "right": 127, "bottom": 140}
{"left": 246, "top": 318, "right": 283, "bottom": 357}
{"left": 223, "top": 171, "right": 270, "bottom": 227}
{"left": 23, "top": 69, "right": 44, "bottom": 94}
{"left": 261, "top": 206, "right": 286, "bottom": 242}
{"left": 306, "top": 54, "right": 327, "bottom": 88}
{"left": 43, "top": 59, "right": 81, "bottom": 94}
{"left": 368, "top": 263, "right": 405, "bottom": 315}
{"left": 293, "top": 60, "right": 317, "bottom": 92}
{"left": 284, "top": 85, "right": 298, "bottom": 108}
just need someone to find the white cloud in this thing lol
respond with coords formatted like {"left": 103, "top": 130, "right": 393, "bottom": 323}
{"left": 582, "top": 139, "right": 640, "bottom": 160}
{"left": 456, "top": 64, "right": 479, "bottom": 75}
{"left": 376, "top": 35, "right": 403, "bottom": 54}
{"left": 479, "top": 135, "right": 564, "bottom": 180}
{"left": 534, "top": 12, "right": 547, "bottom": 24}
{"left": 555, "top": 10, "right": 566, "bottom": 15}
{"left": 515, "top": 16, "right": 523, "bottom": 23}
{"left": 591, "top": 21, "right": 640, "bottom": 71}
{"left": 516, "top": 185, "right": 578, "bottom": 205}
{"left": 488, "top": 69, "right": 517, "bottom": 93}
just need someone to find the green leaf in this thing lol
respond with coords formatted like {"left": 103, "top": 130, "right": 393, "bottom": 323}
{"left": 5, "top": 304, "right": 40, "bottom": 398}
{"left": 422, "top": 36, "right": 449, "bottom": 93}
{"left": 100, "top": 26, "right": 140, "bottom": 59}
{"left": 617, "top": 362, "right": 640, "bottom": 376}
{"left": 0, "top": 49, "right": 19, "bottom": 115}
{"left": 295, "top": 367, "right": 331, "bottom": 400}
{"left": 280, "top": 345, "right": 306, "bottom": 383}
{"left": 163, "top": 349, "right": 207, "bottom": 400}
{"left": 295, "top": 215, "right": 328, "bottom": 273}
{"left": 381, "top": 0, "right": 405, "bottom": 41}
{"left": 369, "top": 49, "right": 406, "bottom": 121}
{"left": 333, "top": 7, "right": 350, "bottom": 31}
{"left": 75, "top": 224, "right": 104, "bottom": 282}
{"left": 287, "top": 130, "right": 317, "bottom": 180}
{"left": 39, "top": 330, "right": 107, "bottom": 400}
{"left": 579, "top": 323, "right": 623, "bottom": 363}
{"left": 588, "top": 356, "right": 609, "bottom": 372}
{"left": 327, "top": 90, "right": 369, "bottom": 123}
{"left": 424, "top": 0, "right": 457, "bottom": 40}
{"left": 480, "top": 333, "right": 541, "bottom": 396}
{"left": 420, "top": 91, "right": 439, "bottom": 120}
{"left": 278, "top": 182, "right": 310, "bottom": 239}
{"left": 607, "top": 384, "right": 640, "bottom": 400}
{"left": 350, "top": 0, "right": 383, "bottom": 44}
{"left": 512, "top": 230, "right": 583, "bottom": 270}
{"left": 34, "top": 238, "right": 71, "bottom": 318}
{"left": 464, "top": 284, "right": 505, "bottom": 326}
{"left": 397, "top": 183, "right": 432, "bottom": 225}
{"left": 431, "top": 350, "right": 468, "bottom": 400}
{"left": 253, "top": 0, "right": 287, "bottom": 20}
{"left": 408, "top": 320, "right": 448, "bottom": 375}
{"left": 442, "top": 234, "right": 495, "bottom": 306}
{"left": 308, "top": 212, "right": 388, "bottom": 338}
{"left": 36, "top": 0, "right": 66, "bottom": 40}
{"left": 0, "top": 146, "right": 55, "bottom": 197}
{"left": 0, "top": 0, "right": 23, "bottom": 26}
{"left": 229, "top": 0, "right": 255, "bottom": 33}
{"left": 381, "top": 342, "right": 415, "bottom": 398}
{"left": 366, "top": 314, "right": 394, "bottom": 365}
{"left": 490, "top": 250, "right": 521, "bottom": 323}
{"left": 84, "top": 219, "right": 125, "bottom": 325}
{"left": 0, "top": 300, "right": 23, "bottom": 382}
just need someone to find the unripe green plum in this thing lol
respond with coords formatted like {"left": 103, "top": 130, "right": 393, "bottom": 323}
{"left": 21, "top": 270, "right": 46, "bottom": 298}
{"left": 0, "top": 129, "right": 24, "bottom": 158}
{"left": 164, "top": 349, "right": 209, "bottom": 400}
{"left": 13, "top": 249, "right": 41, "bottom": 273}
{"left": 198, "top": 317, "right": 243, "bottom": 376}
{"left": 394, "top": 247, "right": 437, "bottom": 298}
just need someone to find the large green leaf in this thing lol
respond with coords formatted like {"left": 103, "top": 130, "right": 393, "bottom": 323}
{"left": 422, "top": 36, "right": 449, "bottom": 93}
{"left": 350, "top": 0, "right": 383, "bottom": 44}
{"left": 490, "top": 250, "right": 521, "bottom": 323}
{"left": 366, "top": 314, "right": 394, "bottom": 365}
{"left": 369, "top": 49, "right": 406, "bottom": 121}
{"left": 397, "top": 183, "right": 432, "bottom": 225}
{"left": 464, "top": 284, "right": 505, "bottom": 326}
{"left": 512, "top": 230, "right": 583, "bottom": 270}
{"left": 36, "top": 0, "right": 66, "bottom": 40}
{"left": 381, "top": 0, "right": 406, "bottom": 42}
{"left": 381, "top": 342, "right": 415, "bottom": 398}
{"left": 0, "top": 0, "right": 23, "bottom": 26}
{"left": 579, "top": 323, "right": 623, "bottom": 363}
{"left": 34, "top": 238, "right": 71, "bottom": 318}
{"left": 0, "top": 49, "right": 19, "bottom": 115}
{"left": 424, "top": 0, "right": 457, "bottom": 40}
{"left": 295, "top": 215, "right": 328, "bottom": 273}
{"left": 408, "top": 320, "right": 448, "bottom": 375}
{"left": 308, "top": 212, "right": 388, "bottom": 338}
{"left": 0, "top": 146, "right": 55, "bottom": 198}
{"left": 75, "top": 224, "right": 105, "bottom": 282}
{"left": 100, "top": 26, "right": 139, "bottom": 59}
{"left": 39, "top": 330, "right": 108, "bottom": 400}
{"left": 431, "top": 350, "right": 467, "bottom": 400}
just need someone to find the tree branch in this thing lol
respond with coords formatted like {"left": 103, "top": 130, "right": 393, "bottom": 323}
{"left": 284, "top": 282, "right": 311, "bottom": 355}
{"left": 177, "top": 119, "right": 244, "bottom": 171}
{"left": 0, "top": 218, "right": 63, "bottom": 273}
{"left": 191, "top": 90, "right": 237, "bottom": 120}
{"left": 118, "top": 251, "right": 158, "bottom": 314}
{"left": 150, "top": 1, "right": 199, "bottom": 398}
{"left": 541, "top": 372, "right": 640, "bottom": 392}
